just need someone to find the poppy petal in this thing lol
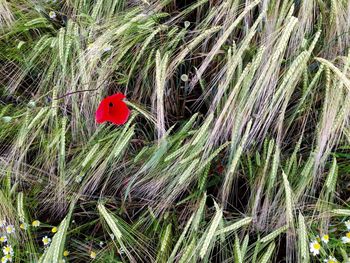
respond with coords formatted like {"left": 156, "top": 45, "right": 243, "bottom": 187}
{"left": 108, "top": 99, "right": 130, "bottom": 125}
{"left": 95, "top": 93, "right": 130, "bottom": 125}
{"left": 95, "top": 99, "right": 109, "bottom": 123}
{"left": 110, "top": 93, "right": 126, "bottom": 100}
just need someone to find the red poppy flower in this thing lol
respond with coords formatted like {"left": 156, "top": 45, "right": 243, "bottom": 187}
{"left": 95, "top": 93, "right": 130, "bottom": 125}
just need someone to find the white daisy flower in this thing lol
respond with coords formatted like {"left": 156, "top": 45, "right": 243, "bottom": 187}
{"left": 2, "top": 245, "right": 13, "bottom": 256}
{"left": 321, "top": 234, "right": 329, "bottom": 244}
{"left": 309, "top": 240, "right": 321, "bottom": 256}
{"left": 2, "top": 254, "right": 11, "bottom": 263}
{"left": 0, "top": 236, "right": 7, "bottom": 243}
{"left": 42, "top": 236, "right": 51, "bottom": 246}
{"left": 341, "top": 232, "right": 350, "bottom": 243}
{"left": 5, "top": 225, "right": 15, "bottom": 234}
{"left": 324, "top": 256, "right": 338, "bottom": 263}
{"left": 345, "top": 220, "right": 350, "bottom": 230}
{"left": 4, "top": 255, "right": 11, "bottom": 262}
{"left": 49, "top": 11, "right": 56, "bottom": 19}
{"left": 32, "top": 220, "right": 40, "bottom": 227}
{"left": 1, "top": 255, "right": 10, "bottom": 263}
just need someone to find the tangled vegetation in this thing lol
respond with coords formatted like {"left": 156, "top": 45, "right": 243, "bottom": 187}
{"left": 0, "top": 0, "right": 350, "bottom": 262}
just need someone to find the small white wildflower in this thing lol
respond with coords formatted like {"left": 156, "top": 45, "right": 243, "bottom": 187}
{"left": 42, "top": 236, "right": 51, "bottom": 246}
{"left": 324, "top": 256, "right": 338, "bottom": 263}
{"left": 5, "top": 225, "right": 15, "bottom": 234}
{"left": 309, "top": 240, "right": 321, "bottom": 256}
{"left": 321, "top": 234, "right": 329, "bottom": 244}
{"left": 2, "top": 245, "right": 13, "bottom": 256}
{"left": 342, "top": 232, "right": 350, "bottom": 244}
{"left": 49, "top": 11, "right": 56, "bottom": 19}
{"left": 32, "top": 220, "right": 40, "bottom": 227}
{"left": 0, "top": 236, "right": 7, "bottom": 243}
{"left": 3, "top": 255, "right": 11, "bottom": 262}
{"left": 345, "top": 220, "right": 350, "bottom": 230}
{"left": 1, "top": 254, "right": 12, "bottom": 263}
